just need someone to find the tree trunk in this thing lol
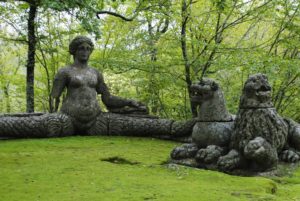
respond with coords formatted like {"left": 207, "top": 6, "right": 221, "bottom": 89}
{"left": 181, "top": 0, "right": 196, "bottom": 117}
{"left": 26, "top": 2, "right": 37, "bottom": 113}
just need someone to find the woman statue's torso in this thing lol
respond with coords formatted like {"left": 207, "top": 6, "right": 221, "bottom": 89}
{"left": 60, "top": 66, "right": 101, "bottom": 126}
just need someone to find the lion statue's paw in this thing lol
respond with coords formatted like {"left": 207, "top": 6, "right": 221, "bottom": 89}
{"left": 170, "top": 143, "right": 199, "bottom": 160}
{"left": 195, "top": 145, "right": 225, "bottom": 164}
{"left": 244, "top": 137, "right": 268, "bottom": 159}
{"left": 280, "top": 150, "right": 300, "bottom": 163}
{"left": 217, "top": 149, "right": 241, "bottom": 171}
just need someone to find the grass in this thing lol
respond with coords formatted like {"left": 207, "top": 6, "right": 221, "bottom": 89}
{"left": 0, "top": 136, "right": 300, "bottom": 201}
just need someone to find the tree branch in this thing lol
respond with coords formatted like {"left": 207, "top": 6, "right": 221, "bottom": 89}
{"left": 96, "top": 10, "right": 136, "bottom": 21}
{"left": 0, "top": 35, "right": 28, "bottom": 43}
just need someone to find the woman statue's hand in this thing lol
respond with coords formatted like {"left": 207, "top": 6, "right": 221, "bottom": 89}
{"left": 129, "top": 100, "right": 148, "bottom": 113}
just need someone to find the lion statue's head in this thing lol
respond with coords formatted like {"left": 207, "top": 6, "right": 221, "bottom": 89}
{"left": 240, "top": 73, "right": 273, "bottom": 108}
{"left": 190, "top": 78, "right": 219, "bottom": 105}
{"left": 190, "top": 78, "right": 233, "bottom": 122}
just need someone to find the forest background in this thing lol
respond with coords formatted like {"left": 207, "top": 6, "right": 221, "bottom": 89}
{"left": 1, "top": 0, "right": 300, "bottom": 121}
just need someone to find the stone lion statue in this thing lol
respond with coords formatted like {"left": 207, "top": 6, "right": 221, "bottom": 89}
{"left": 171, "top": 74, "right": 300, "bottom": 173}
{"left": 190, "top": 78, "right": 234, "bottom": 147}
{"left": 218, "top": 73, "right": 300, "bottom": 172}
{"left": 171, "top": 78, "right": 234, "bottom": 166}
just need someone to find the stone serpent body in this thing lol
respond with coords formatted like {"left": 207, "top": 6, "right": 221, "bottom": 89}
{"left": 0, "top": 112, "right": 195, "bottom": 141}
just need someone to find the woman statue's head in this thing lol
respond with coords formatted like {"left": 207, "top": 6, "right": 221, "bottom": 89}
{"left": 69, "top": 36, "right": 94, "bottom": 56}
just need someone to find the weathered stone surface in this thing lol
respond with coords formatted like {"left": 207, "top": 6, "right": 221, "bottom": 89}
{"left": 171, "top": 74, "right": 300, "bottom": 174}
{"left": 0, "top": 113, "right": 73, "bottom": 138}
{"left": 0, "top": 36, "right": 196, "bottom": 141}
{"left": 196, "top": 145, "right": 225, "bottom": 164}
{"left": 192, "top": 122, "right": 233, "bottom": 148}
{"left": 0, "top": 112, "right": 195, "bottom": 142}
{"left": 189, "top": 78, "right": 235, "bottom": 148}
{"left": 190, "top": 78, "right": 233, "bottom": 122}
{"left": 221, "top": 74, "right": 292, "bottom": 172}
{"left": 107, "top": 113, "right": 173, "bottom": 136}
{"left": 286, "top": 118, "right": 300, "bottom": 150}
{"left": 51, "top": 36, "right": 148, "bottom": 133}
{"left": 219, "top": 74, "right": 300, "bottom": 172}
{"left": 239, "top": 74, "right": 273, "bottom": 109}
{"left": 171, "top": 78, "right": 235, "bottom": 170}
{"left": 231, "top": 108, "right": 288, "bottom": 152}
{"left": 171, "top": 143, "right": 199, "bottom": 160}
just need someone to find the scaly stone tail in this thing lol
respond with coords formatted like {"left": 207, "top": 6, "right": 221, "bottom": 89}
{"left": 88, "top": 113, "right": 196, "bottom": 142}
{"left": 0, "top": 113, "right": 73, "bottom": 139}
{"left": 0, "top": 112, "right": 195, "bottom": 142}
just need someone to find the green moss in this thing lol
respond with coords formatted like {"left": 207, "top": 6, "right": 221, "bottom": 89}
{"left": 0, "top": 136, "right": 299, "bottom": 201}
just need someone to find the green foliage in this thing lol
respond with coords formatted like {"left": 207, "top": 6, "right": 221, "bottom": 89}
{"left": 212, "top": 0, "right": 228, "bottom": 11}
{"left": 40, "top": 0, "right": 104, "bottom": 11}
{"left": 1, "top": 136, "right": 300, "bottom": 201}
{"left": 42, "top": 0, "right": 105, "bottom": 38}
{"left": 0, "top": 41, "right": 26, "bottom": 113}
{"left": 1, "top": 0, "right": 300, "bottom": 120}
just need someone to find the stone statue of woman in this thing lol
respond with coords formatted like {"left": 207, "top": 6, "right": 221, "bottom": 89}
{"left": 51, "top": 36, "right": 146, "bottom": 132}
{"left": 0, "top": 36, "right": 194, "bottom": 139}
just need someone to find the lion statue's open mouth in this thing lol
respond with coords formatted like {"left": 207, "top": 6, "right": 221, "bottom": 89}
{"left": 240, "top": 73, "right": 273, "bottom": 108}
{"left": 190, "top": 79, "right": 218, "bottom": 103}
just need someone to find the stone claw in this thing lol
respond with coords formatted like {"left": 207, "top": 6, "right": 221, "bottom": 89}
{"left": 196, "top": 149, "right": 208, "bottom": 159}
{"left": 244, "top": 137, "right": 278, "bottom": 170}
{"left": 195, "top": 145, "right": 224, "bottom": 164}
{"left": 244, "top": 137, "right": 267, "bottom": 159}
{"left": 280, "top": 150, "right": 300, "bottom": 163}
{"left": 170, "top": 143, "right": 199, "bottom": 160}
{"left": 217, "top": 150, "right": 241, "bottom": 171}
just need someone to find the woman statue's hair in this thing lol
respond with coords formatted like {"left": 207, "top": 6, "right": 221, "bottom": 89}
{"left": 69, "top": 36, "right": 94, "bottom": 55}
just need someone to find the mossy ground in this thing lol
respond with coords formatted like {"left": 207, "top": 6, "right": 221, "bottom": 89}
{"left": 0, "top": 136, "right": 300, "bottom": 201}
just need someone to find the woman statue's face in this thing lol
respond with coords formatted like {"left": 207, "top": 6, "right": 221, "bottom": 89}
{"left": 75, "top": 42, "right": 92, "bottom": 62}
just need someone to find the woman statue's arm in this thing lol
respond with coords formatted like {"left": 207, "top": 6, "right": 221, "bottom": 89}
{"left": 51, "top": 69, "right": 67, "bottom": 112}
{"left": 96, "top": 71, "right": 143, "bottom": 110}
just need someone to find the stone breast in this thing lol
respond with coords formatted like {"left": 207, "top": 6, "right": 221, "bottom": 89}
{"left": 68, "top": 68, "right": 98, "bottom": 88}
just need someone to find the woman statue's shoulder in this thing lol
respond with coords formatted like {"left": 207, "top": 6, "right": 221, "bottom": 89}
{"left": 89, "top": 67, "right": 103, "bottom": 75}
{"left": 58, "top": 65, "right": 73, "bottom": 73}
{"left": 54, "top": 66, "right": 73, "bottom": 79}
